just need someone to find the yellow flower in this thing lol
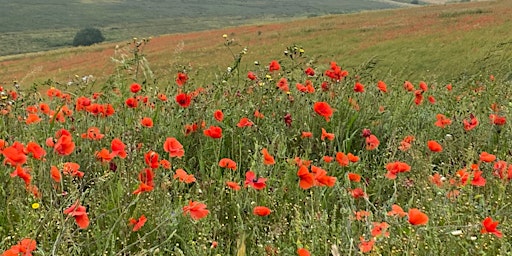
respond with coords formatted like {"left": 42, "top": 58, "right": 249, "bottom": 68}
{"left": 222, "top": 34, "right": 228, "bottom": 39}
{"left": 32, "top": 203, "right": 40, "bottom": 209}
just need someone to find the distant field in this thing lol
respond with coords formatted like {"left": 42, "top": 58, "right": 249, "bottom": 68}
{"left": 0, "top": 0, "right": 410, "bottom": 56}
{"left": 0, "top": 0, "right": 510, "bottom": 87}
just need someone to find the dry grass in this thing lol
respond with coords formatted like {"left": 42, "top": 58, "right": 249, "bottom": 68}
{"left": 0, "top": 0, "right": 510, "bottom": 86}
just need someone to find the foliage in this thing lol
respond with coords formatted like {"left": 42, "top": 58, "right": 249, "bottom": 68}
{"left": 72, "top": 27, "right": 105, "bottom": 47}
{"left": 1, "top": 30, "right": 512, "bottom": 255}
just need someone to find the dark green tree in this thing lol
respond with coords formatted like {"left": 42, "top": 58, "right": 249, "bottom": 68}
{"left": 72, "top": 27, "right": 105, "bottom": 47}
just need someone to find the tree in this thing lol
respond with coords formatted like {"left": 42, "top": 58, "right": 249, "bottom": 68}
{"left": 73, "top": 27, "right": 105, "bottom": 47}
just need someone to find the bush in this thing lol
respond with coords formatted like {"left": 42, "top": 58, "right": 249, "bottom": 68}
{"left": 72, "top": 27, "right": 105, "bottom": 47}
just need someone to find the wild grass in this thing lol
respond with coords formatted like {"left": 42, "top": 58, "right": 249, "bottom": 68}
{"left": 1, "top": 20, "right": 512, "bottom": 254}
{"left": 0, "top": 0, "right": 402, "bottom": 56}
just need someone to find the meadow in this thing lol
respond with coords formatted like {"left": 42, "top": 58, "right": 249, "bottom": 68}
{"left": 0, "top": 0, "right": 407, "bottom": 56}
{"left": 1, "top": 0, "right": 512, "bottom": 255}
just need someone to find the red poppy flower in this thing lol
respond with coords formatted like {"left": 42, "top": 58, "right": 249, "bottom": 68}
{"left": 54, "top": 135, "right": 75, "bottom": 156}
{"left": 489, "top": 114, "right": 506, "bottom": 125}
{"left": 398, "top": 135, "right": 415, "bottom": 151}
{"left": 254, "top": 109, "right": 264, "bottom": 119}
{"left": 300, "top": 66, "right": 314, "bottom": 76}
{"left": 129, "top": 215, "right": 147, "bottom": 232}
{"left": 284, "top": 113, "right": 292, "bottom": 127}
{"left": 50, "top": 165, "right": 61, "bottom": 182}
{"left": 203, "top": 126, "right": 223, "bottom": 139}
{"left": 414, "top": 90, "right": 423, "bottom": 105}
{"left": 268, "top": 60, "right": 281, "bottom": 72}
{"left": 313, "top": 102, "right": 333, "bottom": 122}
{"left": 237, "top": 117, "right": 254, "bottom": 128}
{"left": 39, "top": 103, "right": 51, "bottom": 115}
{"left": 354, "top": 82, "right": 365, "bottom": 93}
{"left": 219, "top": 158, "right": 237, "bottom": 170}
{"left": 2, "top": 238, "right": 37, "bottom": 256}
{"left": 463, "top": 114, "right": 479, "bottom": 131}
{"left": 96, "top": 148, "right": 115, "bottom": 162}
{"left": 81, "top": 127, "right": 105, "bottom": 140}
{"left": 183, "top": 200, "right": 209, "bottom": 220}
{"left": 354, "top": 210, "right": 371, "bottom": 221}
{"left": 276, "top": 77, "right": 289, "bottom": 92}
{"left": 311, "top": 165, "right": 336, "bottom": 187}
{"left": 244, "top": 171, "right": 267, "bottom": 190}
{"left": 261, "top": 148, "right": 275, "bottom": 165}
{"left": 377, "top": 80, "right": 387, "bottom": 93}
{"left": 226, "top": 181, "right": 241, "bottom": 191}
{"left": 253, "top": 206, "right": 271, "bottom": 216}
{"left": 63, "top": 202, "right": 90, "bottom": 229}
{"left": 247, "top": 71, "right": 257, "bottom": 80}
{"left": 419, "top": 81, "right": 428, "bottom": 92}
{"left": 408, "top": 208, "right": 429, "bottom": 226}
{"left": 160, "top": 159, "right": 171, "bottom": 169}
{"left": 173, "top": 169, "right": 196, "bottom": 184}
{"left": 175, "top": 93, "right": 191, "bottom": 108}
{"left": 371, "top": 222, "right": 390, "bottom": 237}
{"left": 152, "top": 93, "right": 165, "bottom": 102}
{"left": 348, "top": 173, "right": 361, "bottom": 182}
{"left": 63, "top": 162, "right": 84, "bottom": 178}
{"left": 428, "top": 96, "right": 436, "bottom": 104}
{"left": 163, "top": 137, "right": 184, "bottom": 158}
{"left": 325, "top": 62, "right": 348, "bottom": 81}
{"left": 403, "top": 81, "right": 414, "bottom": 91}
{"left": 141, "top": 117, "right": 153, "bottom": 128}
{"left": 130, "top": 83, "right": 142, "bottom": 93}
{"left": 25, "top": 142, "right": 46, "bottom": 160}
{"left": 336, "top": 152, "right": 349, "bottom": 167}
{"left": 350, "top": 188, "right": 366, "bottom": 199}
{"left": 321, "top": 128, "right": 335, "bottom": 141}
{"left": 481, "top": 217, "right": 503, "bottom": 238}
{"left": 111, "top": 138, "right": 127, "bottom": 159}
{"left": 359, "top": 237, "right": 375, "bottom": 253}
{"left": 366, "top": 135, "right": 379, "bottom": 150}
{"left": 323, "top": 156, "right": 334, "bottom": 163}
{"left": 301, "top": 131, "right": 313, "bottom": 138}
{"left": 176, "top": 72, "right": 188, "bottom": 86}
{"left": 184, "top": 123, "right": 198, "bottom": 136}
{"left": 434, "top": 114, "right": 452, "bottom": 128}
{"left": 25, "top": 113, "right": 42, "bottom": 125}
{"left": 480, "top": 152, "right": 496, "bottom": 163}
{"left": 297, "top": 165, "right": 314, "bottom": 189}
{"left": 430, "top": 173, "right": 443, "bottom": 187}
{"left": 427, "top": 140, "right": 443, "bottom": 152}
{"left": 297, "top": 248, "right": 311, "bottom": 256}
{"left": 144, "top": 151, "right": 160, "bottom": 169}
{"left": 347, "top": 153, "right": 359, "bottom": 162}
{"left": 10, "top": 164, "right": 31, "bottom": 185}
{"left": 294, "top": 157, "right": 311, "bottom": 167}
{"left": 387, "top": 204, "right": 407, "bottom": 217}
{"left": 2, "top": 144, "right": 27, "bottom": 166}
{"left": 385, "top": 161, "right": 411, "bottom": 179}
{"left": 471, "top": 170, "right": 486, "bottom": 187}
{"left": 213, "top": 110, "right": 224, "bottom": 121}
{"left": 125, "top": 97, "right": 138, "bottom": 108}
{"left": 133, "top": 168, "right": 154, "bottom": 195}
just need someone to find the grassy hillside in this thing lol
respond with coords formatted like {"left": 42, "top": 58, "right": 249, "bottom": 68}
{"left": 0, "top": 0, "right": 409, "bottom": 56}
{"left": 2, "top": 1, "right": 512, "bottom": 255}
{"left": 1, "top": 0, "right": 510, "bottom": 87}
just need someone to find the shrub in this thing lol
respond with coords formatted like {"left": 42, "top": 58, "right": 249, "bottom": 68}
{"left": 72, "top": 27, "right": 105, "bottom": 47}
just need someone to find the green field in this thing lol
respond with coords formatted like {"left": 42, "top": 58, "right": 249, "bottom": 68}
{"left": 1, "top": 1, "right": 512, "bottom": 255}
{"left": 0, "top": 0, "right": 412, "bottom": 56}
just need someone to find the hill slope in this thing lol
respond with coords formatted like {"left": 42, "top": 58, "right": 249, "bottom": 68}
{"left": 0, "top": 0, "right": 511, "bottom": 86}
{"left": 0, "top": 0, "right": 407, "bottom": 56}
